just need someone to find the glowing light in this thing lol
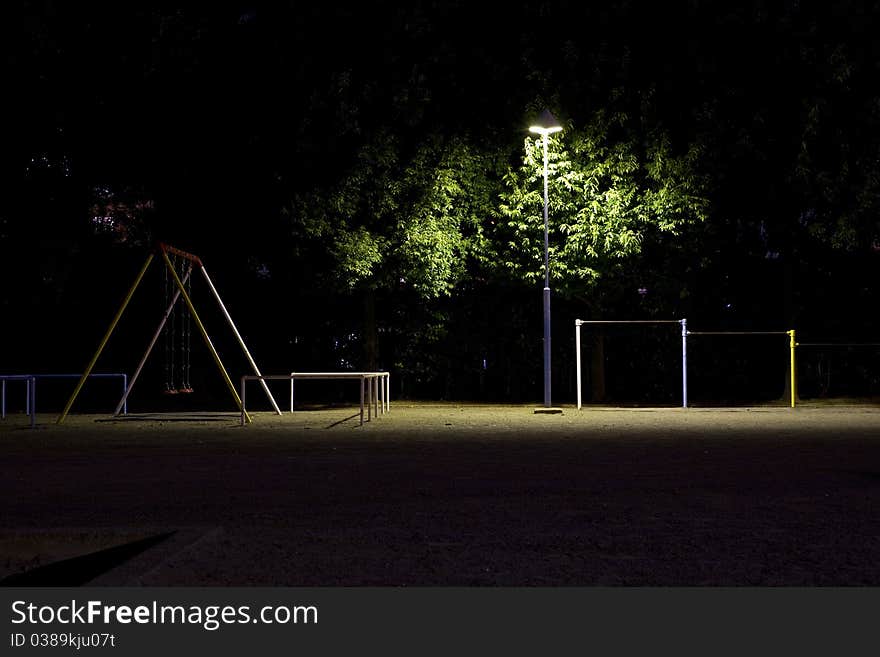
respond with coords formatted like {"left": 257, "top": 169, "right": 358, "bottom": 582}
{"left": 528, "top": 109, "right": 563, "bottom": 135}
{"left": 528, "top": 125, "right": 562, "bottom": 135}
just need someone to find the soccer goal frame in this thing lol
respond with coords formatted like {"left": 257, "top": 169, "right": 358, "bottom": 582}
{"left": 575, "top": 319, "right": 688, "bottom": 409}
{"left": 56, "top": 243, "right": 282, "bottom": 424}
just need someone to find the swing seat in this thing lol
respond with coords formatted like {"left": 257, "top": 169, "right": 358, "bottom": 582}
{"left": 178, "top": 386, "right": 194, "bottom": 394}
{"left": 162, "top": 387, "right": 179, "bottom": 395}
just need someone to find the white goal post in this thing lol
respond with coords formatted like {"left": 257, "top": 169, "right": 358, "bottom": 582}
{"left": 575, "top": 319, "right": 688, "bottom": 409}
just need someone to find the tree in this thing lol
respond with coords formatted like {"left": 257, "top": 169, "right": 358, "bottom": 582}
{"left": 496, "top": 105, "right": 709, "bottom": 400}
{"left": 286, "top": 130, "right": 499, "bottom": 371}
{"left": 497, "top": 106, "right": 708, "bottom": 296}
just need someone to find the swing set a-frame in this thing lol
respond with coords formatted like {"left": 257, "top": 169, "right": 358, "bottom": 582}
{"left": 56, "top": 243, "right": 281, "bottom": 424}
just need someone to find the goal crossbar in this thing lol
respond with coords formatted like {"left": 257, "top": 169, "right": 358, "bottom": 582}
{"left": 576, "top": 320, "right": 681, "bottom": 325}
{"left": 796, "top": 342, "right": 880, "bottom": 347}
{"left": 687, "top": 331, "right": 788, "bottom": 336}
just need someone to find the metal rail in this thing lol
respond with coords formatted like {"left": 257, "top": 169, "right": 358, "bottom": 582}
{"left": 575, "top": 322, "right": 800, "bottom": 409}
{"left": 0, "top": 375, "right": 36, "bottom": 427}
{"left": 240, "top": 372, "right": 390, "bottom": 427}
{"left": 796, "top": 343, "right": 880, "bottom": 347}
{"left": 686, "top": 331, "right": 789, "bottom": 336}
{"left": 2, "top": 373, "right": 127, "bottom": 428}
{"left": 575, "top": 319, "right": 687, "bottom": 409}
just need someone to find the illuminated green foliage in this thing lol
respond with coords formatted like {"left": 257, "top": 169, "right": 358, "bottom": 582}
{"left": 288, "top": 131, "right": 497, "bottom": 299}
{"left": 496, "top": 109, "right": 709, "bottom": 297}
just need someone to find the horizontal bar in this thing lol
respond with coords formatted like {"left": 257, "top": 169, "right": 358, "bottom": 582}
{"left": 243, "top": 373, "right": 389, "bottom": 381}
{"left": 291, "top": 371, "right": 389, "bottom": 376}
{"left": 15, "top": 373, "right": 127, "bottom": 379}
{"left": 686, "top": 331, "right": 788, "bottom": 336}
{"left": 575, "top": 320, "right": 683, "bottom": 325}
{"left": 796, "top": 343, "right": 880, "bottom": 347}
{"left": 242, "top": 372, "right": 390, "bottom": 427}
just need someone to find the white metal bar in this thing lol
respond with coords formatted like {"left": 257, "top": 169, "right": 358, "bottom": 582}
{"left": 243, "top": 373, "right": 391, "bottom": 427}
{"left": 285, "top": 372, "right": 387, "bottom": 377}
{"left": 681, "top": 318, "right": 688, "bottom": 409}
{"left": 687, "top": 331, "right": 788, "bottom": 336}
{"left": 575, "top": 320, "right": 683, "bottom": 324}
{"left": 378, "top": 374, "right": 383, "bottom": 414}
{"left": 575, "top": 320, "right": 582, "bottom": 410}
{"left": 200, "top": 266, "right": 282, "bottom": 415}
{"left": 796, "top": 343, "right": 880, "bottom": 347}
{"left": 575, "top": 319, "right": 685, "bottom": 408}
{"left": 0, "top": 376, "right": 37, "bottom": 420}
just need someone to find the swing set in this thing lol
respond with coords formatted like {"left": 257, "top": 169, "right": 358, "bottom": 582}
{"left": 56, "top": 243, "right": 282, "bottom": 424}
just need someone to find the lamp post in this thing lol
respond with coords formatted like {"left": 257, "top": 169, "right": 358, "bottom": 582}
{"left": 529, "top": 109, "right": 562, "bottom": 410}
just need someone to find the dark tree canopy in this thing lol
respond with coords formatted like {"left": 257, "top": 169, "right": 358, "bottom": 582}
{"left": 4, "top": 0, "right": 880, "bottom": 402}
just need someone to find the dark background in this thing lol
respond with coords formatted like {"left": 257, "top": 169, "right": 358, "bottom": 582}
{"left": 2, "top": 1, "right": 879, "bottom": 409}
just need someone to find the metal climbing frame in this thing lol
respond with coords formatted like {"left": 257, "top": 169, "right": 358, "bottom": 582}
{"left": 575, "top": 321, "right": 800, "bottom": 409}
{"left": 575, "top": 319, "right": 687, "bottom": 410}
{"left": 240, "top": 372, "right": 390, "bottom": 427}
{"left": 1, "top": 373, "right": 128, "bottom": 429}
{"left": 0, "top": 375, "right": 36, "bottom": 428}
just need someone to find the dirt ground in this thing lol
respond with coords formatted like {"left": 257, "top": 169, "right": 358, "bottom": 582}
{"left": 2, "top": 403, "right": 879, "bottom": 585}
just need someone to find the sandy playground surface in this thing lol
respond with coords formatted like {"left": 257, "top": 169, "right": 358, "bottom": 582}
{"left": 1, "top": 403, "right": 879, "bottom": 585}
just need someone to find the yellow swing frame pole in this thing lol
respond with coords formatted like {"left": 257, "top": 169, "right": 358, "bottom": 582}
{"left": 57, "top": 253, "right": 155, "bottom": 424}
{"left": 788, "top": 329, "right": 797, "bottom": 408}
{"left": 161, "top": 249, "right": 252, "bottom": 423}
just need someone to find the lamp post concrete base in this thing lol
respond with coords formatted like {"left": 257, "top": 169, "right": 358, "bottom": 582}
{"left": 533, "top": 407, "right": 564, "bottom": 415}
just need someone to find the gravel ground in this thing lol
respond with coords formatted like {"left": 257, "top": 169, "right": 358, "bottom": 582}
{"left": 1, "top": 403, "right": 879, "bottom": 585}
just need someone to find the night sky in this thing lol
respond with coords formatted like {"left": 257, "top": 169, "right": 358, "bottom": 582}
{"left": 4, "top": 1, "right": 880, "bottom": 405}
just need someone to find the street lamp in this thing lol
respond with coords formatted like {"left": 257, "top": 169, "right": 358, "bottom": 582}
{"left": 529, "top": 109, "right": 562, "bottom": 410}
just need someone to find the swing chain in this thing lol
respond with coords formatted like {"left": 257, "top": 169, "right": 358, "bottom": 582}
{"left": 163, "top": 258, "right": 177, "bottom": 394}
{"left": 179, "top": 261, "right": 193, "bottom": 393}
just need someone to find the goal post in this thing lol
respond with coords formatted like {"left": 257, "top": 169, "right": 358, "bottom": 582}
{"left": 575, "top": 319, "right": 688, "bottom": 409}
